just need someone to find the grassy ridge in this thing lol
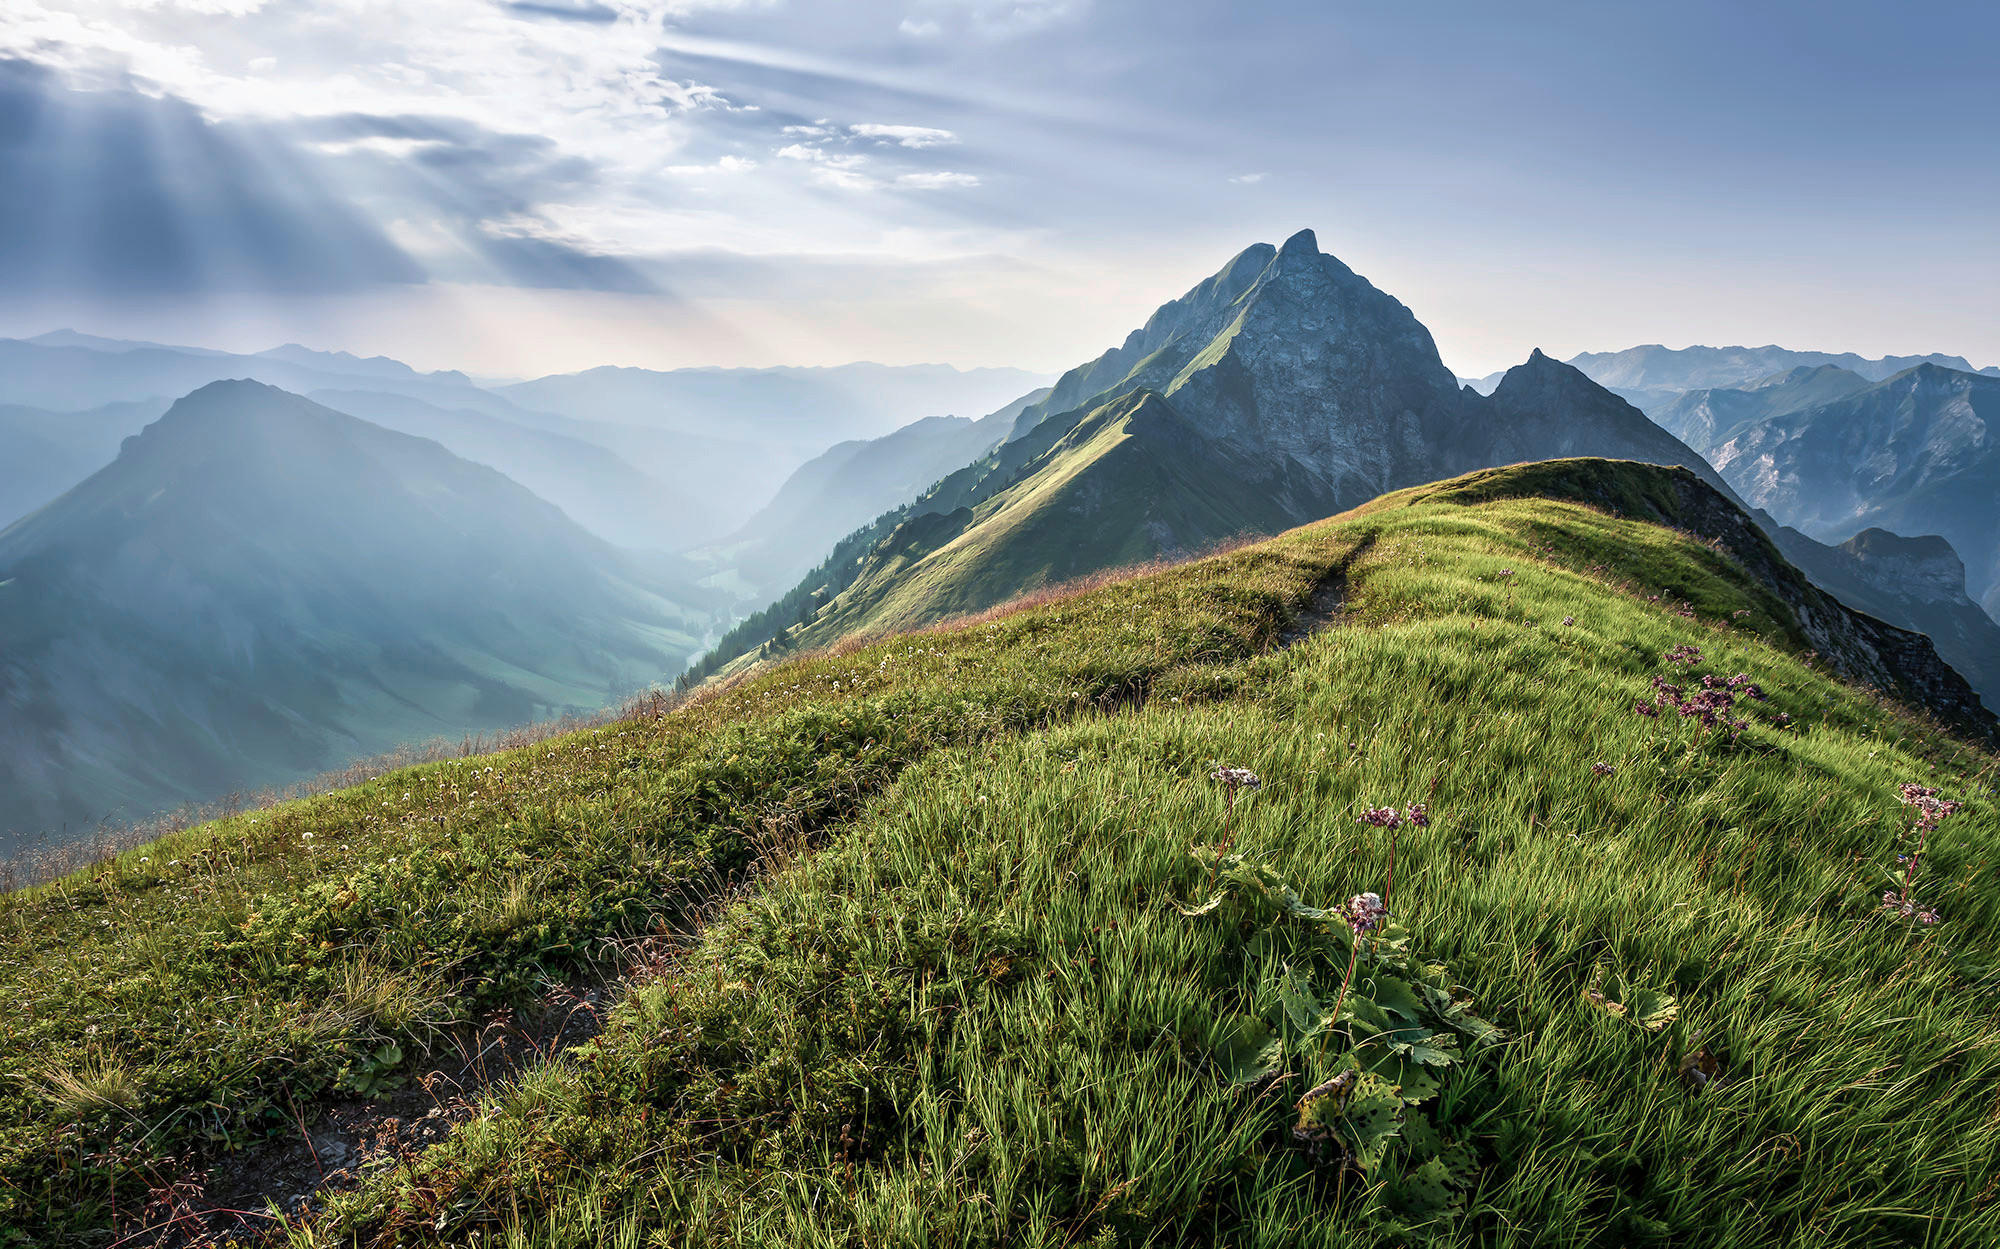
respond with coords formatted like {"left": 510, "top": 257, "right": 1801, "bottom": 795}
{"left": 6, "top": 461, "right": 1997, "bottom": 1246}
{"left": 304, "top": 471, "right": 1996, "bottom": 1246}
{"left": 0, "top": 522, "right": 1352, "bottom": 1246}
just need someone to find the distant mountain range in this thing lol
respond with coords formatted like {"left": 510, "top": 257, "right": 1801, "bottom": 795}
{"left": 0, "top": 381, "right": 720, "bottom": 850}
{"left": 691, "top": 231, "right": 1740, "bottom": 674}
{"left": 0, "top": 333, "right": 1053, "bottom": 547}
{"left": 1698, "top": 364, "right": 2000, "bottom": 621}
{"left": 500, "top": 362, "right": 1052, "bottom": 454}
{"left": 1466, "top": 343, "right": 1997, "bottom": 408}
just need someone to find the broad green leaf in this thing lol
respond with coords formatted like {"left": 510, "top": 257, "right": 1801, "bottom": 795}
{"left": 1278, "top": 967, "right": 1326, "bottom": 1037}
{"left": 1215, "top": 1015, "right": 1285, "bottom": 1084}
{"left": 1587, "top": 965, "right": 1680, "bottom": 1031}
{"left": 1369, "top": 975, "right": 1426, "bottom": 1022}
{"left": 1394, "top": 1157, "right": 1457, "bottom": 1215}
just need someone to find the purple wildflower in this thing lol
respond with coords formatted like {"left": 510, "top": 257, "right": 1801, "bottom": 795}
{"left": 1879, "top": 781, "right": 1964, "bottom": 925}
{"left": 1563, "top": 616, "right": 1575, "bottom": 626}
{"left": 1404, "top": 803, "right": 1430, "bottom": 828}
{"left": 1591, "top": 762, "right": 1616, "bottom": 777}
{"left": 1343, "top": 892, "right": 1390, "bottom": 934}
{"left": 1358, "top": 806, "right": 1402, "bottom": 829}
{"left": 1727, "top": 674, "right": 1767, "bottom": 701}
{"left": 1663, "top": 644, "right": 1703, "bottom": 666}
{"left": 1880, "top": 889, "right": 1940, "bottom": 925}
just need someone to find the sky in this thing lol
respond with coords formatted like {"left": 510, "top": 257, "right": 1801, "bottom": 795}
{"left": 1, "top": 0, "right": 1995, "bottom": 380}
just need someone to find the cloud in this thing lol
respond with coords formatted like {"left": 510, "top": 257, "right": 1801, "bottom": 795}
{"left": 1228, "top": 172, "right": 1266, "bottom": 184}
{"left": 905, "top": 0, "right": 1090, "bottom": 39}
{"left": 663, "top": 154, "right": 756, "bottom": 175}
{"left": 0, "top": 59, "right": 422, "bottom": 295}
{"left": 896, "top": 170, "right": 979, "bottom": 189}
{"left": 809, "top": 165, "right": 878, "bottom": 192}
{"left": 500, "top": 1, "right": 621, "bottom": 22}
{"left": 850, "top": 122, "right": 957, "bottom": 148}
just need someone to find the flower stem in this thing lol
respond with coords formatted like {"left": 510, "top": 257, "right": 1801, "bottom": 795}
{"left": 1320, "top": 923, "right": 1361, "bottom": 1057}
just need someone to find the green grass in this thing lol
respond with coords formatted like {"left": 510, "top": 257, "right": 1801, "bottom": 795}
{"left": 5, "top": 461, "right": 1997, "bottom": 1248}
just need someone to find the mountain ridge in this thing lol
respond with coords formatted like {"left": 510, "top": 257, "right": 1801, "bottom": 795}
{"left": 690, "top": 233, "right": 1741, "bottom": 678}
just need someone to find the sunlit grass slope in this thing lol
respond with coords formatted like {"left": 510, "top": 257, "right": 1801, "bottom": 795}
{"left": 5, "top": 460, "right": 1996, "bottom": 1248}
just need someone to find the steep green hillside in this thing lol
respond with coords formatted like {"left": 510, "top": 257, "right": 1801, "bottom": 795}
{"left": 781, "top": 389, "right": 1340, "bottom": 647}
{"left": 3, "top": 460, "right": 1995, "bottom": 1248}
{"left": 688, "top": 387, "right": 1047, "bottom": 610}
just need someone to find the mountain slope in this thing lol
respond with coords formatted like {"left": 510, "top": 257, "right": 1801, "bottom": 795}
{"left": 0, "top": 334, "right": 851, "bottom": 549}
{"left": 690, "top": 386, "right": 1052, "bottom": 605}
{"left": 305, "top": 389, "right": 703, "bottom": 551}
{"left": 696, "top": 232, "right": 1732, "bottom": 671}
{"left": 1758, "top": 521, "right": 2000, "bottom": 713}
{"left": 5, "top": 459, "right": 1995, "bottom": 1248}
{"left": 0, "top": 381, "right": 715, "bottom": 849}
{"left": 1706, "top": 364, "right": 2000, "bottom": 615}
{"left": 1482, "top": 350, "right": 1740, "bottom": 494}
{"left": 1650, "top": 364, "right": 1874, "bottom": 451}
{"left": 0, "top": 399, "right": 167, "bottom": 528}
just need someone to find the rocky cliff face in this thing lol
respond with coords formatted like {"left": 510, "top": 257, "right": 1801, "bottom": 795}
{"left": 1839, "top": 529, "right": 1970, "bottom": 604}
{"left": 1753, "top": 523, "right": 2000, "bottom": 714}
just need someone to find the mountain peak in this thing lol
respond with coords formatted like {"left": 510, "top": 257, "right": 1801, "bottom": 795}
{"left": 1278, "top": 227, "right": 1319, "bottom": 257}
{"left": 1496, "top": 348, "right": 1598, "bottom": 395}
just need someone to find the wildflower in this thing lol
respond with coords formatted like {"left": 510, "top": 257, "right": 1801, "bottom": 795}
{"left": 1343, "top": 892, "right": 1389, "bottom": 934}
{"left": 1633, "top": 701, "right": 1660, "bottom": 718}
{"left": 1210, "top": 767, "right": 1262, "bottom": 792}
{"left": 1662, "top": 645, "right": 1703, "bottom": 666}
{"left": 1880, "top": 781, "right": 1964, "bottom": 924}
{"left": 1591, "top": 762, "right": 1616, "bottom": 776}
{"left": 1563, "top": 616, "right": 1575, "bottom": 626}
{"left": 1498, "top": 569, "right": 1515, "bottom": 579}
{"left": 1880, "top": 889, "right": 1940, "bottom": 924}
{"left": 1404, "top": 803, "right": 1430, "bottom": 828}
{"left": 1358, "top": 806, "right": 1402, "bottom": 829}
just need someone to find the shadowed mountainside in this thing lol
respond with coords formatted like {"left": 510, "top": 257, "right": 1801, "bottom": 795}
{"left": 0, "top": 381, "right": 718, "bottom": 849}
